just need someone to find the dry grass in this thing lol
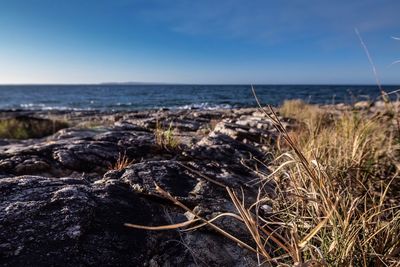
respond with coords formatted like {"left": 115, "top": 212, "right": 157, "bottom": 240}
{"left": 278, "top": 100, "right": 396, "bottom": 183}
{"left": 109, "top": 152, "right": 134, "bottom": 171}
{"left": 249, "top": 98, "right": 400, "bottom": 266}
{"left": 279, "top": 100, "right": 333, "bottom": 134}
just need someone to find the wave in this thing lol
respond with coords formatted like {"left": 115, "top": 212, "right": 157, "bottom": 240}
{"left": 15, "top": 102, "right": 235, "bottom": 111}
{"left": 168, "top": 102, "right": 234, "bottom": 110}
{"left": 18, "top": 103, "right": 94, "bottom": 111}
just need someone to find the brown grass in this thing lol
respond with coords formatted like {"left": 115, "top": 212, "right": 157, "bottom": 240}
{"left": 249, "top": 97, "right": 400, "bottom": 266}
{"left": 109, "top": 152, "right": 134, "bottom": 171}
{"left": 279, "top": 100, "right": 333, "bottom": 133}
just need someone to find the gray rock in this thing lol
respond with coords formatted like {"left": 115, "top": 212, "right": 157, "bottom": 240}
{"left": 0, "top": 126, "right": 157, "bottom": 177}
{"left": 0, "top": 171, "right": 257, "bottom": 266}
{"left": 354, "top": 101, "right": 372, "bottom": 109}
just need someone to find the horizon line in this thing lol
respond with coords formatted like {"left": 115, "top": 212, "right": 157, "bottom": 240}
{"left": 0, "top": 82, "right": 398, "bottom": 86}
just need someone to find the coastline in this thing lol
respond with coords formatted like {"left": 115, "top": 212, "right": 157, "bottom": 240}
{"left": 0, "top": 100, "right": 398, "bottom": 265}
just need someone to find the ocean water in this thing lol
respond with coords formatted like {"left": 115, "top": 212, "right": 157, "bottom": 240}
{"left": 0, "top": 84, "right": 397, "bottom": 111}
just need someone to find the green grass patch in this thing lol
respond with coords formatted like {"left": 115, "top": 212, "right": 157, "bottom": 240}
{"left": 0, "top": 116, "right": 69, "bottom": 139}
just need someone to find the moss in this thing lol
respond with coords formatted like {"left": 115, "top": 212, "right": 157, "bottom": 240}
{"left": 0, "top": 116, "right": 69, "bottom": 139}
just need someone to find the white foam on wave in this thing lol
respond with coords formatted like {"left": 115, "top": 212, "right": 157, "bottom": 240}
{"left": 19, "top": 103, "right": 93, "bottom": 111}
{"left": 16, "top": 102, "right": 234, "bottom": 111}
{"left": 171, "top": 102, "right": 233, "bottom": 110}
{"left": 116, "top": 102, "right": 132, "bottom": 106}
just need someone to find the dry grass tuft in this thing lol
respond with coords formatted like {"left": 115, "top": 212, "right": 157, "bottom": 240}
{"left": 252, "top": 93, "right": 400, "bottom": 266}
{"left": 279, "top": 99, "right": 397, "bottom": 184}
{"left": 109, "top": 152, "right": 134, "bottom": 171}
{"left": 279, "top": 100, "right": 333, "bottom": 133}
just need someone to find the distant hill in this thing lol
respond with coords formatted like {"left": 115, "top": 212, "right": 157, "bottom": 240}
{"left": 99, "top": 81, "right": 174, "bottom": 85}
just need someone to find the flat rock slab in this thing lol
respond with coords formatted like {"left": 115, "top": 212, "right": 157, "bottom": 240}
{"left": 0, "top": 127, "right": 157, "bottom": 177}
{"left": 0, "top": 174, "right": 257, "bottom": 266}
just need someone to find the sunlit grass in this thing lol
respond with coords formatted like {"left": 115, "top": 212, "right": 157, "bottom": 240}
{"left": 154, "top": 120, "right": 180, "bottom": 151}
{"left": 253, "top": 99, "right": 400, "bottom": 266}
{"left": 109, "top": 152, "right": 134, "bottom": 171}
{"left": 0, "top": 116, "right": 68, "bottom": 139}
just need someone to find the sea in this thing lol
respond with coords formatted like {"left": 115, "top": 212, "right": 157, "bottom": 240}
{"left": 0, "top": 84, "right": 398, "bottom": 111}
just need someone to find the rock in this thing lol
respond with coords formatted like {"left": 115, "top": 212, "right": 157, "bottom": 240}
{"left": 110, "top": 159, "right": 262, "bottom": 210}
{"left": 119, "top": 160, "right": 200, "bottom": 198}
{"left": 14, "top": 158, "right": 50, "bottom": 174}
{"left": 354, "top": 101, "right": 372, "bottom": 109}
{"left": 0, "top": 171, "right": 257, "bottom": 266}
{"left": 0, "top": 175, "right": 171, "bottom": 266}
{"left": 0, "top": 126, "right": 157, "bottom": 177}
{"left": 188, "top": 119, "right": 274, "bottom": 164}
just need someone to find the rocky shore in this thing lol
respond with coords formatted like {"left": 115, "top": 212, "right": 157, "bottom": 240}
{"left": 0, "top": 102, "right": 395, "bottom": 266}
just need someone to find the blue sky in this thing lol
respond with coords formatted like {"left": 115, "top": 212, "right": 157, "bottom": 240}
{"left": 0, "top": 0, "right": 399, "bottom": 84}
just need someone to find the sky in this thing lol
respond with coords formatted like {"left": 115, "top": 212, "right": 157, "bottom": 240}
{"left": 0, "top": 0, "right": 399, "bottom": 84}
